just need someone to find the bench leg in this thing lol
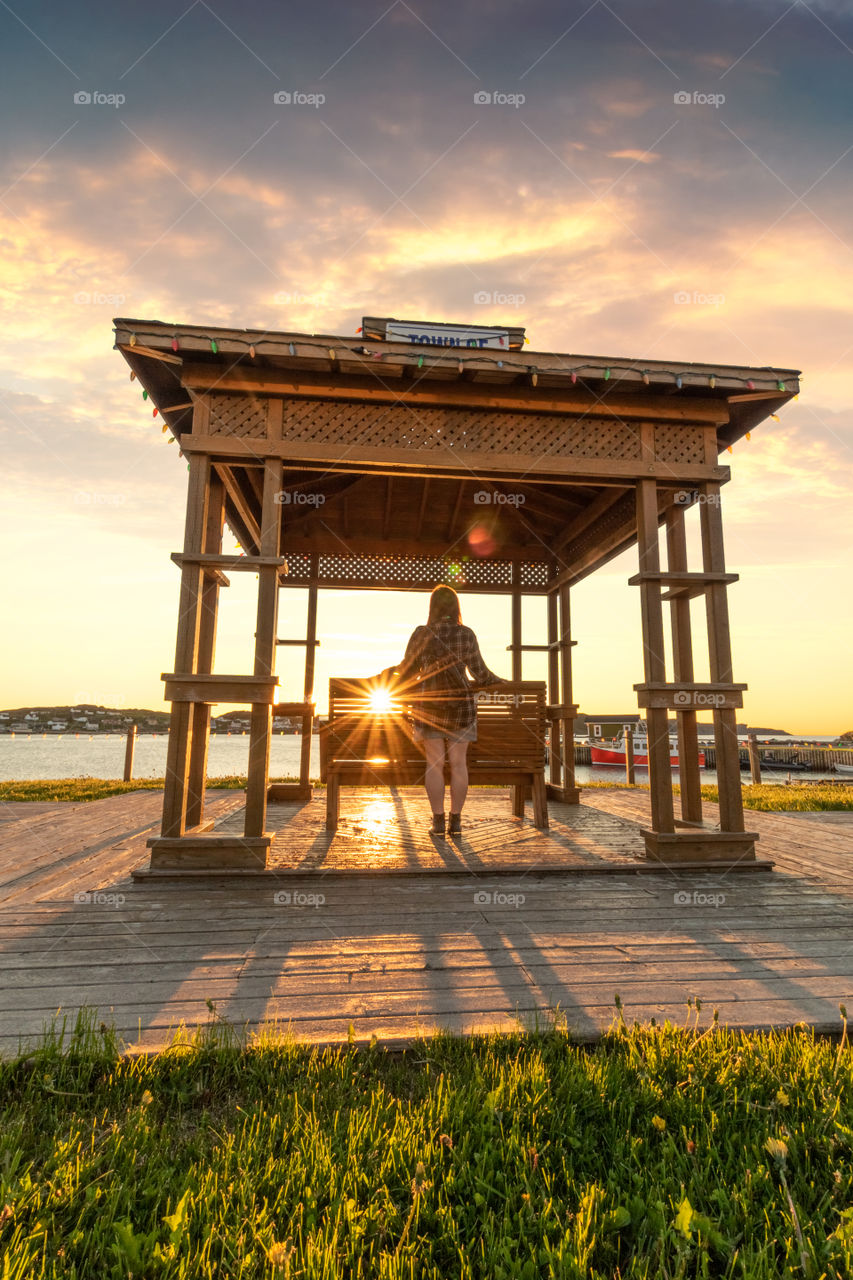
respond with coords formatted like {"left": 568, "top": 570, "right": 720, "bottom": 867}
{"left": 511, "top": 785, "right": 525, "bottom": 818}
{"left": 326, "top": 773, "right": 340, "bottom": 831}
{"left": 532, "top": 773, "right": 549, "bottom": 829}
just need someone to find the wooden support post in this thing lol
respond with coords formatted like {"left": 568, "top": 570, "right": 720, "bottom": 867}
{"left": 666, "top": 504, "right": 703, "bottom": 823}
{"left": 546, "top": 590, "right": 562, "bottom": 788}
{"left": 123, "top": 724, "right": 137, "bottom": 782}
{"left": 557, "top": 582, "right": 579, "bottom": 803}
{"left": 298, "top": 554, "right": 319, "bottom": 794}
{"left": 636, "top": 479, "right": 675, "bottom": 834}
{"left": 245, "top": 459, "right": 282, "bottom": 838}
{"left": 699, "top": 483, "right": 746, "bottom": 834}
{"left": 624, "top": 725, "right": 635, "bottom": 785}
{"left": 510, "top": 564, "right": 522, "bottom": 681}
{"left": 185, "top": 471, "right": 225, "bottom": 829}
{"left": 747, "top": 731, "right": 762, "bottom": 784}
{"left": 161, "top": 453, "right": 210, "bottom": 838}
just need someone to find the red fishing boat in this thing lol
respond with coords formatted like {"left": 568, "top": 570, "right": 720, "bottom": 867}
{"left": 590, "top": 722, "right": 705, "bottom": 769}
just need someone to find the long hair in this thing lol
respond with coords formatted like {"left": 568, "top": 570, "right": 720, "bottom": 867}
{"left": 427, "top": 584, "right": 461, "bottom": 626}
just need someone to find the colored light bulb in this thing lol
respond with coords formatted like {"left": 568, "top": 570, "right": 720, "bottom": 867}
{"left": 642, "top": 371, "right": 650, "bottom": 385}
{"left": 210, "top": 339, "right": 218, "bottom": 353}
{"left": 746, "top": 380, "right": 755, "bottom": 390}
{"left": 289, "top": 343, "right": 295, "bottom": 355}
{"left": 249, "top": 344, "right": 256, "bottom": 359}
{"left": 171, "top": 336, "right": 179, "bottom": 352}
{"left": 709, "top": 375, "right": 716, "bottom": 389}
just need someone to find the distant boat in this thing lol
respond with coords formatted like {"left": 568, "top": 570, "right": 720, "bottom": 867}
{"left": 836, "top": 763, "right": 853, "bottom": 775}
{"left": 590, "top": 722, "right": 705, "bottom": 769}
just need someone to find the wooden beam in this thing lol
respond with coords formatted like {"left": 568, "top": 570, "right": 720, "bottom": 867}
{"left": 218, "top": 464, "right": 261, "bottom": 554}
{"left": 245, "top": 459, "right": 283, "bottom": 841}
{"left": 182, "top": 435, "right": 731, "bottom": 485}
{"left": 635, "top": 480, "right": 674, "bottom": 835}
{"left": 554, "top": 487, "right": 630, "bottom": 552}
{"left": 665, "top": 504, "right": 702, "bottom": 825}
{"left": 180, "top": 363, "right": 731, "bottom": 425}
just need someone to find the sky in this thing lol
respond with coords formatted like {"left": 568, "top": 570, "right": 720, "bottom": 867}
{"left": 0, "top": 0, "right": 851, "bottom": 732}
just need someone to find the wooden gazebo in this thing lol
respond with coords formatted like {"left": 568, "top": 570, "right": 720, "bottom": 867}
{"left": 114, "top": 317, "right": 799, "bottom": 873}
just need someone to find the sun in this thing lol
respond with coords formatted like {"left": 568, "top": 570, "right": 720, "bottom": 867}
{"left": 369, "top": 687, "right": 394, "bottom": 713}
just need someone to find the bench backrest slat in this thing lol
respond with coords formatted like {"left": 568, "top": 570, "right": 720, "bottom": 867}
{"left": 322, "top": 679, "right": 547, "bottom": 772}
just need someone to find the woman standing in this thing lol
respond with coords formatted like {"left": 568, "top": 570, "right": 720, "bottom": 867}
{"left": 378, "top": 585, "right": 506, "bottom": 836}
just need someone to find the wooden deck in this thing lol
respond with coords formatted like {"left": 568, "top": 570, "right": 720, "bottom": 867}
{"left": 1, "top": 787, "right": 851, "bottom": 1054}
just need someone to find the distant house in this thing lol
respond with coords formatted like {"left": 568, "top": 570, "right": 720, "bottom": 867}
{"left": 575, "top": 713, "right": 642, "bottom": 739}
{"left": 48, "top": 720, "right": 68, "bottom": 731}
{"left": 24, "top": 711, "right": 40, "bottom": 722}
{"left": 0, "top": 713, "right": 9, "bottom": 721}
{"left": 83, "top": 721, "right": 100, "bottom": 731}
{"left": 10, "top": 722, "right": 31, "bottom": 732}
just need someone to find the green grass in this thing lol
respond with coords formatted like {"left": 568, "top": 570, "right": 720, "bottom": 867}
{"left": 1, "top": 1009, "right": 852, "bottom": 1278}
{"left": 584, "top": 781, "right": 853, "bottom": 813}
{"left": 0, "top": 777, "right": 295, "bottom": 803}
{"left": 2, "top": 779, "right": 852, "bottom": 812}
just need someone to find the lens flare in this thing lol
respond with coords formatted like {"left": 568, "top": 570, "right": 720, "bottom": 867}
{"left": 369, "top": 688, "right": 393, "bottom": 713}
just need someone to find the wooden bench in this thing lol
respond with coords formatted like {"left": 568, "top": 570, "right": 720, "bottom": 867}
{"left": 320, "top": 678, "right": 549, "bottom": 831}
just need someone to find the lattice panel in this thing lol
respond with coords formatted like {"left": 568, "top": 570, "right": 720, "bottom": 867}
{"left": 281, "top": 400, "right": 643, "bottom": 460}
{"left": 520, "top": 561, "right": 550, "bottom": 588}
{"left": 277, "top": 551, "right": 550, "bottom": 592}
{"left": 209, "top": 394, "right": 268, "bottom": 439}
{"left": 653, "top": 424, "right": 706, "bottom": 464}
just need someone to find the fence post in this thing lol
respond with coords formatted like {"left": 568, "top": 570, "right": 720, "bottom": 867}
{"left": 624, "top": 723, "right": 636, "bottom": 785}
{"left": 747, "top": 731, "right": 762, "bottom": 785}
{"left": 123, "top": 723, "right": 137, "bottom": 782}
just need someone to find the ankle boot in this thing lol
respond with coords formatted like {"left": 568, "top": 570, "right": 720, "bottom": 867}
{"left": 448, "top": 812, "right": 462, "bottom": 836}
{"left": 430, "top": 812, "right": 445, "bottom": 835}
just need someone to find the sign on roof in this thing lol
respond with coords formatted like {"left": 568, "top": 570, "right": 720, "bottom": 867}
{"left": 362, "top": 316, "right": 525, "bottom": 351}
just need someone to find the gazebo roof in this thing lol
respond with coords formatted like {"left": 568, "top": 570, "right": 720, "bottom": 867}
{"left": 114, "top": 318, "right": 800, "bottom": 592}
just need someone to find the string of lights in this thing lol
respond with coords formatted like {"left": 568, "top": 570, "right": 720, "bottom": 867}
{"left": 123, "top": 329, "right": 796, "bottom": 394}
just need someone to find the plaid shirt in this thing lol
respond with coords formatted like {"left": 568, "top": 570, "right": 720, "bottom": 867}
{"left": 392, "top": 619, "right": 504, "bottom": 736}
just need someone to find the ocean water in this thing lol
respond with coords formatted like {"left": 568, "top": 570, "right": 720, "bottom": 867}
{"left": 0, "top": 733, "right": 837, "bottom": 786}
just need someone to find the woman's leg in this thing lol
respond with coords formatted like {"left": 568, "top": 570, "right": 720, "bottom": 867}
{"left": 448, "top": 740, "right": 470, "bottom": 813}
{"left": 423, "top": 737, "right": 446, "bottom": 813}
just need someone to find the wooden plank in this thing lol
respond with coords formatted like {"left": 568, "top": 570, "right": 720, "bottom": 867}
{"left": 181, "top": 435, "right": 732, "bottom": 485}
{"left": 245, "top": 459, "right": 283, "bottom": 840}
{"left": 665, "top": 506, "right": 701, "bottom": 824}
{"left": 179, "top": 364, "right": 732, "bottom": 424}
